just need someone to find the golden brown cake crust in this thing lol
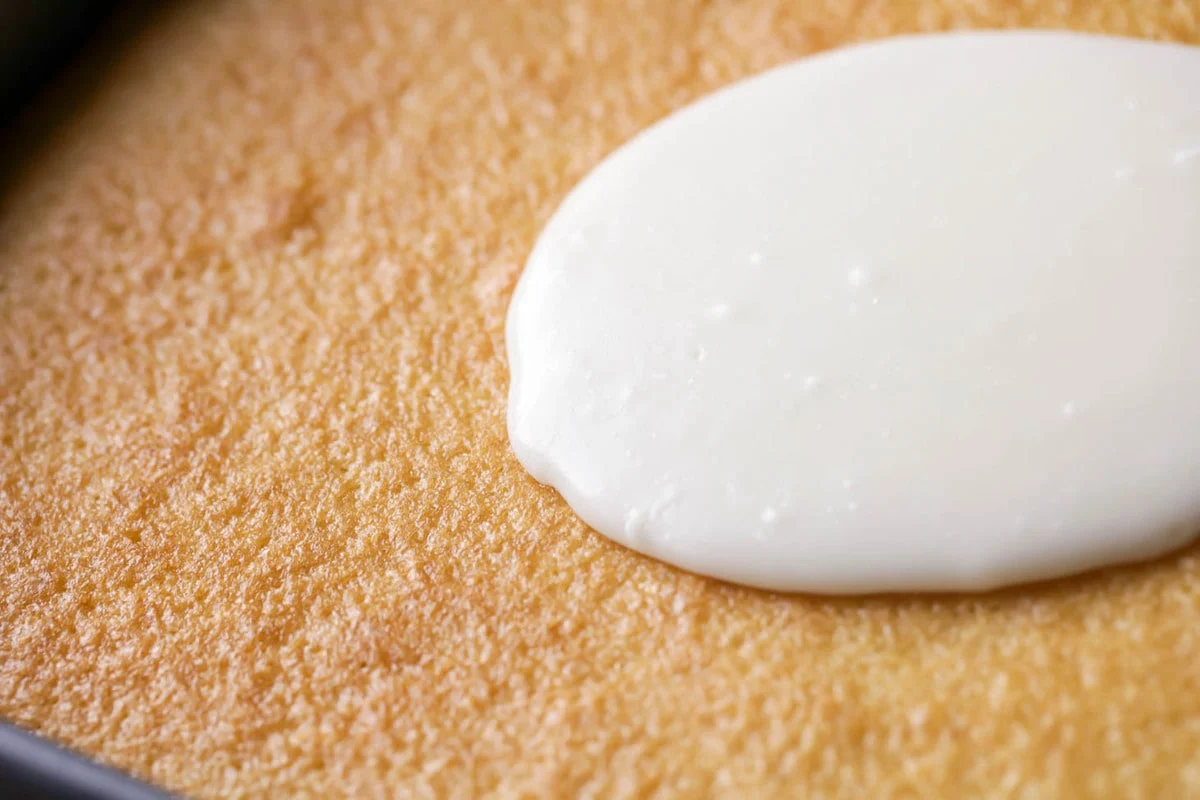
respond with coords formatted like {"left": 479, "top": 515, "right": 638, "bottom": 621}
{"left": 3, "top": 1, "right": 1200, "bottom": 796}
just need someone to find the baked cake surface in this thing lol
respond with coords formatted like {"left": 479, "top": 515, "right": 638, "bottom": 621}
{"left": 2, "top": 0, "right": 1199, "bottom": 796}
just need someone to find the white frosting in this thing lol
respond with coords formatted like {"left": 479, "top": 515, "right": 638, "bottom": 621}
{"left": 506, "top": 32, "right": 1200, "bottom": 593}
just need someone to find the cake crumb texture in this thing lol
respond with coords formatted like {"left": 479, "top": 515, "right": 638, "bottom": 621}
{"left": 2, "top": 0, "right": 1199, "bottom": 796}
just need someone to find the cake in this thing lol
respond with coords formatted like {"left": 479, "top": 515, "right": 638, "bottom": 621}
{"left": 2, "top": 0, "right": 1198, "bottom": 795}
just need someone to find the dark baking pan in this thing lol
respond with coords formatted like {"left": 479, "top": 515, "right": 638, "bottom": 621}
{"left": 0, "top": 1, "right": 117, "bottom": 124}
{"left": 0, "top": 722, "right": 172, "bottom": 799}
{"left": 0, "top": 0, "right": 163, "bottom": 196}
{"left": 1, "top": 4, "right": 177, "bottom": 797}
